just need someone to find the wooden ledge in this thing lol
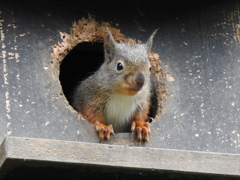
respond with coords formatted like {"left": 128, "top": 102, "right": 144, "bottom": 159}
{"left": 0, "top": 136, "right": 239, "bottom": 179}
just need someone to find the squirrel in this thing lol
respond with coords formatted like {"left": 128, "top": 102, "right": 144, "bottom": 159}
{"left": 72, "top": 29, "right": 157, "bottom": 142}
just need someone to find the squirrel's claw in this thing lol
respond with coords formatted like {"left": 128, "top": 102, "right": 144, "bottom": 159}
{"left": 131, "top": 120, "right": 150, "bottom": 142}
{"left": 95, "top": 121, "right": 115, "bottom": 141}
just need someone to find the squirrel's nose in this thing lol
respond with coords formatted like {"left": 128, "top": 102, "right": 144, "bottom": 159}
{"left": 135, "top": 72, "right": 145, "bottom": 90}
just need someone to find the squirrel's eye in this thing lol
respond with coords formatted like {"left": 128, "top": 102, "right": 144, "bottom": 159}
{"left": 149, "top": 66, "right": 152, "bottom": 71}
{"left": 117, "top": 62, "right": 123, "bottom": 71}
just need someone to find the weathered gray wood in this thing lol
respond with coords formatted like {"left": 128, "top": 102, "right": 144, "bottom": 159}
{"left": 0, "top": 0, "right": 240, "bottom": 154}
{"left": 0, "top": 136, "right": 239, "bottom": 177}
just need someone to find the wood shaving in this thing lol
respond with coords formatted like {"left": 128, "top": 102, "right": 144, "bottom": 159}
{"left": 166, "top": 72, "right": 175, "bottom": 82}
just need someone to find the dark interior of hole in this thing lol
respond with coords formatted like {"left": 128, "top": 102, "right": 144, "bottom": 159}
{"left": 59, "top": 42, "right": 105, "bottom": 104}
{"left": 149, "top": 79, "right": 158, "bottom": 120}
{"left": 60, "top": 41, "right": 158, "bottom": 121}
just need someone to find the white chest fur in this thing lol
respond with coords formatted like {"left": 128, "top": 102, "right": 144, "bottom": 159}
{"left": 104, "top": 93, "right": 143, "bottom": 132}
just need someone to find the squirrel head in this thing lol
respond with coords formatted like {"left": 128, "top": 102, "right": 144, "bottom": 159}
{"left": 103, "top": 30, "right": 157, "bottom": 96}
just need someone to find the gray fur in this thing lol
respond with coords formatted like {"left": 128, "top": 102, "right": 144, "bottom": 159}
{"left": 72, "top": 30, "right": 156, "bottom": 132}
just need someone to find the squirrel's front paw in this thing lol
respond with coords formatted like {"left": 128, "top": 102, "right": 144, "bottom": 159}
{"left": 131, "top": 120, "right": 150, "bottom": 142}
{"left": 95, "top": 121, "right": 115, "bottom": 141}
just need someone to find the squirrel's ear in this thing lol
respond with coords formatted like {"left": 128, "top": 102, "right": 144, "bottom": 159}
{"left": 146, "top": 29, "right": 158, "bottom": 52}
{"left": 104, "top": 29, "right": 116, "bottom": 63}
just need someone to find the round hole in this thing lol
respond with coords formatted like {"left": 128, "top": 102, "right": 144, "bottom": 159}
{"left": 52, "top": 17, "right": 167, "bottom": 135}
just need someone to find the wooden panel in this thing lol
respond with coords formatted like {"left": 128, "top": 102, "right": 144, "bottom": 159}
{"left": 0, "top": 137, "right": 239, "bottom": 179}
{"left": 0, "top": 0, "right": 239, "bottom": 158}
